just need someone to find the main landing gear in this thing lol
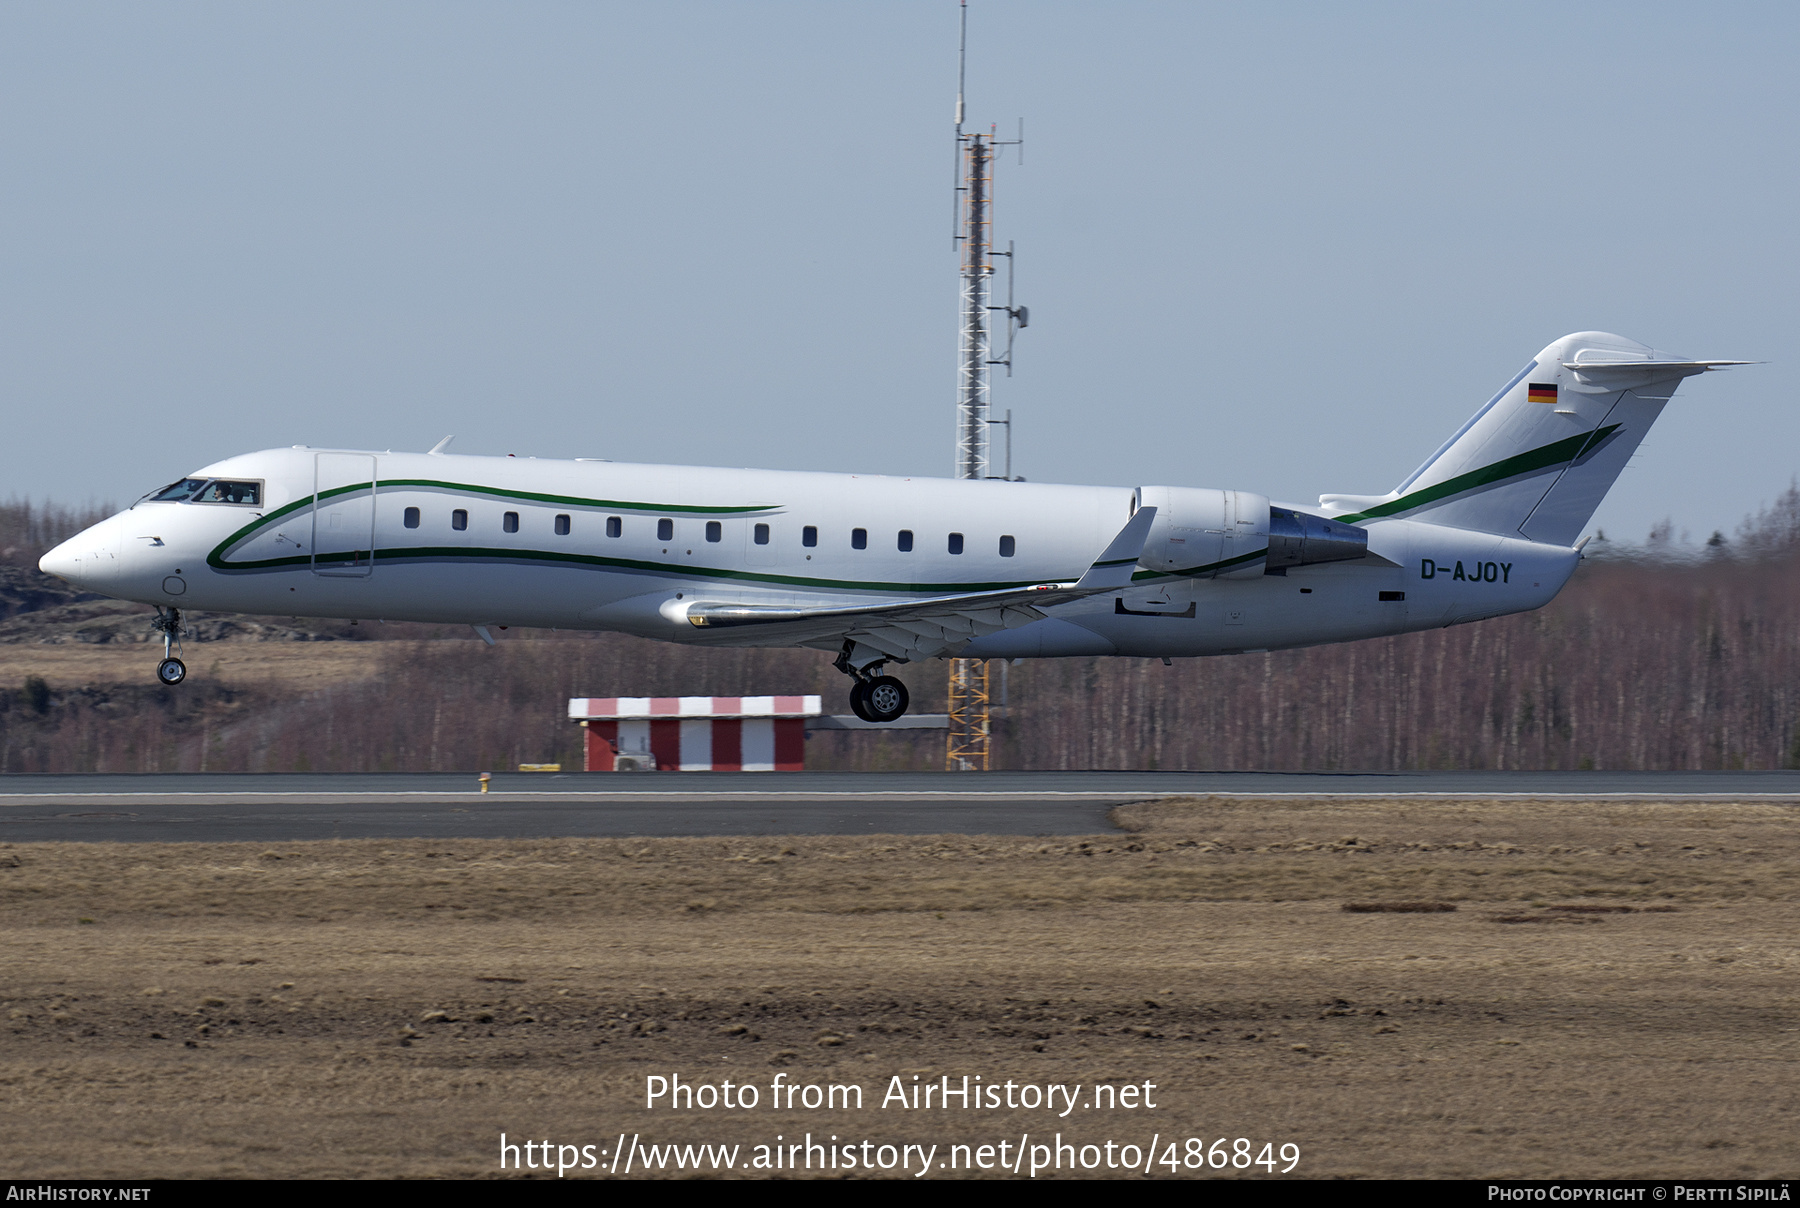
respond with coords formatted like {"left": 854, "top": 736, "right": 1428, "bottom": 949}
{"left": 151, "top": 607, "right": 187, "bottom": 686}
{"left": 835, "top": 641, "right": 910, "bottom": 723}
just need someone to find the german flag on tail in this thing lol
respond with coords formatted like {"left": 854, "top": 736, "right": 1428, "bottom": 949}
{"left": 1528, "top": 382, "right": 1558, "bottom": 404}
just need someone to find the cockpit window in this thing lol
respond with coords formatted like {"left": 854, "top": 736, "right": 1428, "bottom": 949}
{"left": 150, "top": 478, "right": 208, "bottom": 502}
{"left": 193, "top": 480, "right": 261, "bottom": 506}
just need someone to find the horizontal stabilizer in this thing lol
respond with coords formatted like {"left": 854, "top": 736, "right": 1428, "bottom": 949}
{"left": 1563, "top": 358, "right": 1756, "bottom": 378}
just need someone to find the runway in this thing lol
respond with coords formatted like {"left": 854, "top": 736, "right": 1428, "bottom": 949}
{"left": 1, "top": 770, "right": 1797, "bottom": 842}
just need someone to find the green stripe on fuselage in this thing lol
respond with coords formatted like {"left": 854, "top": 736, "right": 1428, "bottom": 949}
{"left": 216, "top": 543, "right": 1050, "bottom": 595}
{"left": 211, "top": 480, "right": 782, "bottom": 570}
{"left": 375, "top": 479, "right": 781, "bottom": 515}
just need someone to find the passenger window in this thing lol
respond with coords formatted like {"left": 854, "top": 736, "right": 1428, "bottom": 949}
{"left": 802, "top": 526, "right": 818, "bottom": 548}
{"left": 503, "top": 511, "right": 520, "bottom": 534}
{"left": 948, "top": 532, "right": 964, "bottom": 555}
{"left": 555, "top": 514, "right": 571, "bottom": 536}
{"left": 999, "top": 535, "right": 1016, "bottom": 557}
{"left": 851, "top": 528, "right": 867, "bottom": 550}
{"left": 403, "top": 507, "right": 420, "bottom": 529}
{"left": 897, "top": 530, "right": 913, "bottom": 552}
{"left": 705, "top": 520, "right": 722, "bottom": 543}
{"left": 657, "top": 518, "right": 674, "bottom": 542}
{"left": 754, "top": 523, "right": 770, "bottom": 545}
{"left": 606, "top": 516, "right": 622, "bottom": 538}
{"left": 452, "top": 509, "right": 468, "bottom": 531}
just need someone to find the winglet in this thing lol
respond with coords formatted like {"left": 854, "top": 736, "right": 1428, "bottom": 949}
{"left": 428, "top": 435, "right": 455, "bottom": 455}
{"left": 1074, "top": 506, "right": 1157, "bottom": 591}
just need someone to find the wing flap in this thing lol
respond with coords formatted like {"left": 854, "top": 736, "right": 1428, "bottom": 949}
{"left": 683, "top": 581, "right": 1074, "bottom": 630}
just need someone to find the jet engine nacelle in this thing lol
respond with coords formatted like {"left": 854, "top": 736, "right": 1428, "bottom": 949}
{"left": 1135, "top": 487, "right": 1370, "bottom": 577}
{"left": 1134, "top": 486, "right": 1271, "bottom": 579}
{"left": 1265, "top": 507, "right": 1368, "bottom": 571}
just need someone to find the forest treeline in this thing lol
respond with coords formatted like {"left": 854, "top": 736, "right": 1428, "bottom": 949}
{"left": 2, "top": 487, "right": 1798, "bottom": 773}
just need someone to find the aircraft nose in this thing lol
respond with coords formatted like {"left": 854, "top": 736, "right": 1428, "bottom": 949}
{"left": 39, "top": 530, "right": 116, "bottom": 588}
{"left": 38, "top": 538, "right": 83, "bottom": 582}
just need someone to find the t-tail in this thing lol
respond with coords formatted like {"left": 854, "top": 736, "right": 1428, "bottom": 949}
{"left": 1320, "top": 332, "right": 1750, "bottom": 546}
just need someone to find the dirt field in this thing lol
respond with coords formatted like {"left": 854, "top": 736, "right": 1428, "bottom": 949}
{"left": 0, "top": 640, "right": 391, "bottom": 690}
{"left": 2, "top": 795, "right": 1795, "bottom": 1180}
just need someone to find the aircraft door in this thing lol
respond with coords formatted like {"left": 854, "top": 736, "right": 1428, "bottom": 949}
{"left": 312, "top": 453, "right": 377, "bottom": 578}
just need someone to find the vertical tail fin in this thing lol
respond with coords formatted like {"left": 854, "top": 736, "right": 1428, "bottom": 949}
{"left": 1322, "top": 332, "right": 1747, "bottom": 545}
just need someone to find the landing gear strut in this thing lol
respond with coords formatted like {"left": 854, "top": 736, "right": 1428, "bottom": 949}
{"left": 835, "top": 641, "right": 910, "bottom": 723}
{"left": 151, "top": 607, "right": 187, "bottom": 686}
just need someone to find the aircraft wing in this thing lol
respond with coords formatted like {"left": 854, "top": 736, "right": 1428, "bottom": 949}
{"left": 681, "top": 507, "right": 1157, "bottom": 660}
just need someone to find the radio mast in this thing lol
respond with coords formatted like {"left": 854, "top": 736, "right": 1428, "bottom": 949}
{"left": 946, "top": 0, "right": 1025, "bottom": 772}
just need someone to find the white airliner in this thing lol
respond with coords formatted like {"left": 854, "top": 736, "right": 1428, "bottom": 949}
{"left": 40, "top": 332, "right": 1744, "bottom": 722}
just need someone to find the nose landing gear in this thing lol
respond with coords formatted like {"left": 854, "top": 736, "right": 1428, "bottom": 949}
{"left": 836, "top": 641, "right": 911, "bottom": 723}
{"left": 151, "top": 607, "right": 187, "bottom": 686}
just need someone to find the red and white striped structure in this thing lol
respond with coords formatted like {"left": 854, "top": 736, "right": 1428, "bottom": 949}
{"left": 568, "top": 696, "right": 822, "bottom": 772}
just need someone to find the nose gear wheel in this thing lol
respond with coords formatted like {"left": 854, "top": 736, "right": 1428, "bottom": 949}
{"left": 150, "top": 607, "right": 189, "bottom": 686}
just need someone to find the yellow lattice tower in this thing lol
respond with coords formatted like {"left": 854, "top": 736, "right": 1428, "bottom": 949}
{"left": 945, "top": 656, "right": 991, "bottom": 771}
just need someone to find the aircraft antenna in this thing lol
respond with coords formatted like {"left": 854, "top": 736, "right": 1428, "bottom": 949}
{"left": 947, "top": 0, "right": 1025, "bottom": 773}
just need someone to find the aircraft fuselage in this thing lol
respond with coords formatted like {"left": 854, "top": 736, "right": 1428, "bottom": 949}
{"left": 42, "top": 445, "right": 1577, "bottom": 661}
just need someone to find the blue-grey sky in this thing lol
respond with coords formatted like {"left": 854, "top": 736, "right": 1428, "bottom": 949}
{"left": 4, "top": 2, "right": 1795, "bottom": 546}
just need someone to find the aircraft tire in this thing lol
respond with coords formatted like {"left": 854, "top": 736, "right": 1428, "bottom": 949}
{"left": 848, "top": 680, "right": 875, "bottom": 722}
{"left": 862, "top": 675, "right": 909, "bottom": 723}
{"left": 157, "top": 658, "right": 187, "bottom": 686}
